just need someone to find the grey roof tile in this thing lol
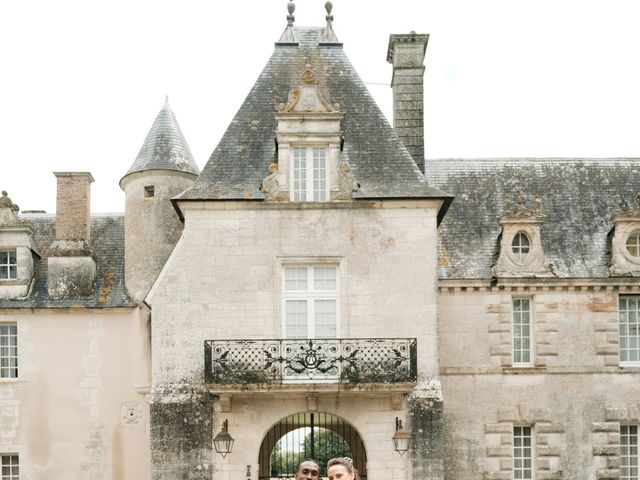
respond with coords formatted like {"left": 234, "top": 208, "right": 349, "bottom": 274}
{"left": 430, "top": 158, "right": 640, "bottom": 279}
{"left": 177, "top": 28, "right": 450, "bottom": 203}
{"left": 0, "top": 214, "right": 136, "bottom": 309}
{"left": 122, "top": 98, "right": 200, "bottom": 184}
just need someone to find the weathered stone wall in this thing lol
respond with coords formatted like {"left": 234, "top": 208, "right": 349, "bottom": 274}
{"left": 438, "top": 289, "right": 640, "bottom": 479}
{"left": 147, "top": 199, "right": 443, "bottom": 480}
{"left": 122, "top": 170, "right": 195, "bottom": 303}
{"left": 0, "top": 308, "right": 150, "bottom": 480}
{"left": 150, "top": 393, "right": 214, "bottom": 480}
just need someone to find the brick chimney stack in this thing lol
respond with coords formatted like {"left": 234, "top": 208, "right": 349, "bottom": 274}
{"left": 387, "top": 32, "right": 429, "bottom": 174}
{"left": 48, "top": 172, "right": 96, "bottom": 298}
{"left": 54, "top": 172, "right": 94, "bottom": 241}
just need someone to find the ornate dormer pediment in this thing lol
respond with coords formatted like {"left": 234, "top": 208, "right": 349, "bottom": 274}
{"left": 0, "top": 191, "right": 30, "bottom": 228}
{"left": 277, "top": 64, "right": 340, "bottom": 114}
{"left": 493, "top": 193, "right": 554, "bottom": 278}
{"left": 610, "top": 194, "right": 640, "bottom": 276}
{"left": 501, "top": 193, "right": 546, "bottom": 222}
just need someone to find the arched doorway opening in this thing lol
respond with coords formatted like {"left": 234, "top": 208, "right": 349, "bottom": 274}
{"left": 258, "top": 412, "right": 367, "bottom": 480}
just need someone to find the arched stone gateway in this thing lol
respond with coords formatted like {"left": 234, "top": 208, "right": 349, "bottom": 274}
{"left": 258, "top": 412, "right": 367, "bottom": 480}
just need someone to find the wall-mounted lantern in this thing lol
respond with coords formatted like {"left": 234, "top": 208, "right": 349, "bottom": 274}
{"left": 213, "top": 419, "right": 234, "bottom": 458}
{"left": 392, "top": 417, "right": 413, "bottom": 456}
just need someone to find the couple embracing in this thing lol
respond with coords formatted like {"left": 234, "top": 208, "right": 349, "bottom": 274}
{"left": 296, "top": 457, "right": 360, "bottom": 480}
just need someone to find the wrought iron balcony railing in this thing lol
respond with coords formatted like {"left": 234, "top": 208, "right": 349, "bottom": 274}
{"left": 204, "top": 338, "right": 417, "bottom": 385}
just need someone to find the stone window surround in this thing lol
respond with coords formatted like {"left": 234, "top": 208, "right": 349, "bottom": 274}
{"left": 592, "top": 405, "right": 640, "bottom": 480}
{"left": 484, "top": 407, "right": 564, "bottom": 480}
{"left": 488, "top": 295, "right": 557, "bottom": 371}
{"left": 0, "top": 249, "right": 17, "bottom": 280}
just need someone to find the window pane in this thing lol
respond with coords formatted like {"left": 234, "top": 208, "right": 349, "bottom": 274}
{"left": 285, "top": 300, "right": 308, "bottom": 339}
{"left": 0, "top": 323, "right": 18, "bottom": 379}
{"left": 284, "top": 267, "right": 308, "bottom": 291}
{"left": 293, "top": 148, "right": 307, "bottom": 201}
{"left": 513, "top": 426, "right": 533, "bottom": 479}
{"left": 513, "top": 299, "right": 532, "bottom": 366}
{"left": 621, "top": 425, "right": 638, "bottom": 480}
{"left": 313, "top": 266, "right": 337, "bottom": 291}
{"left": 620, "top": 297, "right": 640, "bottom": 364}
{"left": 312, "top": 148, "right": 327, "bottom": 201}
{"left": 314, "top": 300, "right": 337, "bottom": 337}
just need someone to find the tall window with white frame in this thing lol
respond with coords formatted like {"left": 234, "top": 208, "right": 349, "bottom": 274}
{"left": 0, "top": 324, "right": 18, "bottom": 379}
{"left": 292, "top": 147, "right": 328, "bottom": 201}
{"left": 0, "top": 251, "right": 17, "bottom": 280}
{"left": 0, "top": 454, "right": 19, "bottom": 480}
{"left": 512, "top": 298, "right": 532, "bottom": 366}
{"left": 282, "top": 265, "right": 338, "bottom": 339}
{"left": 619, "top": 297, "right": 640, "bottom": 365}
{"left": 513, "top": 426, "right": 534, "bottom": 479}
{"left": 621, "top": 425, "right": 639, "bottom": 480}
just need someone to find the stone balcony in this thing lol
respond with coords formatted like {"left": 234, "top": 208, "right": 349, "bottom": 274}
{"left": 204, "top": 338, "right": 417, "bottom": 393}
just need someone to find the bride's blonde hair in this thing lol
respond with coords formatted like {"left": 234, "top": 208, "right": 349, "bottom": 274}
{"left": 327, "top": 457, "right": 360, "bottom": 480}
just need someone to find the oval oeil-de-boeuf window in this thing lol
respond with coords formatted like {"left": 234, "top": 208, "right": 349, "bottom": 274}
{"left": 511, "top": 232, "right": 531, "bottom": 262}
{"left": 626, "top": 232, "right": 640, "bottom": 258}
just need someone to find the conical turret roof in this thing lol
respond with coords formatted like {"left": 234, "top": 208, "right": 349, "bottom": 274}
{"left": 121, "top": 98, "right": 199, "bottom": 186}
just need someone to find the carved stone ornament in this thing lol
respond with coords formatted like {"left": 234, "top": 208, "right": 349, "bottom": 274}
{"left": 331, "top": 162, "right": 360, "bottom": 200}
{"left": 492, "top": 193, "right": 554, "bottom": 278}
{"left": 277, "top": 64, "right": 340, "bottom": 114}
{"left": 0, "top": 191, "right": 27, "bottom": 227}
{"left": 610, "top": 194, "right": 640, "bottom": 276}
{"left": 260, "top": 163, "right": 287, "bottom": 202}
{"left": 120, "top": 402, "right": 143, "bottom": 425}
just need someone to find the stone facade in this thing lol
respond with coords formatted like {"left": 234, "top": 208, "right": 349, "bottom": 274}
{"left": 2, "top": 8, "right": 639, "bottom": 480}
{"left": 0, "top": 309, "right": 150, "bottom": 479}
{"left": 439, "top": 288, "right": 640, "bottom": 479}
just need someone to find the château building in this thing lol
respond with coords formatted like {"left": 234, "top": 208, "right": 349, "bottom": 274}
{"left": 1, "top": 3, "right": 639, "bottom": 480}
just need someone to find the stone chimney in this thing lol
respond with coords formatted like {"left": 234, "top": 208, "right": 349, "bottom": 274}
{"left": 387, "top": 32, "right": 429, "bottom": 174}
{"left": 48, "top": 172, "right": 97, "bottom": 298}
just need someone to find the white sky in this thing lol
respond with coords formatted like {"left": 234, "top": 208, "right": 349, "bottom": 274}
{"left": 1, "top": 0, "right": 639, "bottom": 213}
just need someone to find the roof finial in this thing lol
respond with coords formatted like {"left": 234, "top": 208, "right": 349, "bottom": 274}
{"left": 320, "top": 1, "right": 339, "bottom": 44}
{"left": 278, "top": 1, "right": 298, "bottom": 44}
{"left": 287, "top": 1, "right": 295, "bottom": 27}
{"left": 164, "top": 95, "right": 169, "bottom": 106}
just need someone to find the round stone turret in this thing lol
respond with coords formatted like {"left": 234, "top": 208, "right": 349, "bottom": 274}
{"left": 120, "top": 98, "right": 200, "bottom": 302}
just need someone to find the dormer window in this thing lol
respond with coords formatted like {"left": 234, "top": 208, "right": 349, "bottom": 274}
{"left": 292, "top": 147, "right": 328, "bottom": 201}
{"left": 511, "top": 233, "right": 531, "bottom": 263}
{"left": 493, "top": 194, "right": 553, "bottom": 278}
{"left": 0, "top": 250, "right": 17, "bottom": 280}
{"left": 261, "top": 64, "right": 359, "bottom": 203}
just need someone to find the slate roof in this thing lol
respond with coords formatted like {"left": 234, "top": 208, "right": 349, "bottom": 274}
{"left": 176, "top": 27, "right": 451, "bottom": 207}
{"left": 121, "top": 98, "right": 200, "bottom": 185}
{"left": 430, "top": 158, "right": 640, "bottom": 279}
{"left": 0, "top": 214, "right": 136, "bottom": 309}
